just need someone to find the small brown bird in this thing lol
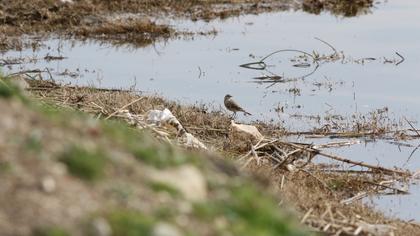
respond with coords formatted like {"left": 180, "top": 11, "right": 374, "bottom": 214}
{"left": 224, "top": 94, "right": 251, "bottom": 117}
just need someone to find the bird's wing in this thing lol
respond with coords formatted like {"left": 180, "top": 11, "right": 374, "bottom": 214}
{"left": 232, "top": 101, "right": 245, "bottom": 111}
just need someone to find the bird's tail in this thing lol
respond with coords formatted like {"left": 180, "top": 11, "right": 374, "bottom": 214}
{"left": 243, "top": 111, "right": 252, "bottom": 116}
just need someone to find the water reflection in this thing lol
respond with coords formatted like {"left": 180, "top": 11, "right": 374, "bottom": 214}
{"left": 302, "top": 0, "right": 374, "bottom": 17}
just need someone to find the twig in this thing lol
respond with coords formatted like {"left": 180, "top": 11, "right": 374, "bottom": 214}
{"left": 313, "top": 140, "right": 360, "bottom": 149}
{"left": 301, "top": 208, "right": 314, "bottom": 223}
{"left": 8, "top": 69, "right": 45, "bottom": 76}
{"left": 239, "top": 139, "right": 265, "bottom": 162}
{"left": 280, "top": 174, "right": 285, "bottom": 190}
{"left": 277, "top": 149, "right": 300, "bottom": 166}
{"left": 105, "top": 97, "right": 144, "bottom": 120}
{"left": 284, "top": 130, "right": 396, "bottom": 138}
{"left": 404, "top": 116, "right": 420, "bottom": 162}
{"left": 45, "top": 67, "right": 54, "bottom": 80}
{"left": 404, "top": 117, "right": 420, "bottom": 137}
{"left": 310, "top": 169, "right": 377, "bottom": 174}
{"left": 300, "top": 169, "right": 335, "bottom": 193}
{"left": 242, "top": 48, "right": 321, "bottom": 82}
{"left": 238, "top": 151, "right": 252, "bottom": 162}
{"left": 251, "top": 144, "right": 261, "bottom": 165}
{"left": 314, "top": 37, "right": 338, "bottom": 55}
{"left": 363, "top": 180, "right": 409, "bottom": 194}
{"left": 268, "top": 153, "right": 283, "bottom": 166}
{"left": 340, "top": 192, "right": 368, "bottom": 205}
{"left": 395, "top": 52, "right": 405, "bottom": 66}
{"left": 197, "top": 66, "right": 203, "bottom": 78}
{"left": 255, "top": 138, "right": 277, "bottom": 150}
{"left": 185, "top": 126, "right": 228, "bottom": 133}
{"left": 278, "top": 140, "right": 410, "bottom": 176}
{"left": 241, "top": 155, "right": 255, "bottom": 169}
{"left": 317, "top": 150, "right": 409, "bottom": 176}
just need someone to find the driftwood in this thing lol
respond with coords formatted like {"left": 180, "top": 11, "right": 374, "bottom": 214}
{"left": 239, "top": 137, "right": 410, "bottom": 176}
{"left": 278, "top": 140, "right": 410, "bottom": 176}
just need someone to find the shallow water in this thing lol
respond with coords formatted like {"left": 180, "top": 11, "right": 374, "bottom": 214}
{"left": 2, "top": 0, "right": 420, "bottom": 221}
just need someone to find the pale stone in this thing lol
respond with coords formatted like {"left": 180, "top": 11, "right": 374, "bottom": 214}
{"left": 152, "top": 222, "right": 182, "bottom": 236}
{"left": 150, "top": 165, "right": 207, "bottom": 202}
{"left": 41, "top": 176, "right": 56, "bottom": 193}
{"left": 90, "top": 218, "right": 112, "bottom": 236}
{"left": 229, "top": 120, "right": 263, "bottom": 144}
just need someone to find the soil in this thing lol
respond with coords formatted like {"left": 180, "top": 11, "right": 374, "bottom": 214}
{"left": 16, "top": 77, "right": 420, "bottom": 235}
{"left": 0, "top": 77, "right": 309, "bottom": 236}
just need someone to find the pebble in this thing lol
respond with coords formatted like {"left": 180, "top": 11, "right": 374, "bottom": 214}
{"left": 150, "top": 165, "right": 207, "bottom": 201}
{"left": 90, "top": 218, "right": 112, "bottom": 236}
{"left": 41, "top": 176, "right": 56, "bottom": 193}
{"left": 152, "top": 222, "right": 182, "bottom": 236}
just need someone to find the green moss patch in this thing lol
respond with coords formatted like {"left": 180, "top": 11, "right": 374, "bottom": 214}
{"left": 0, "top": 78, "right": 20, "bottom": 99}
{"left": 59, "top": 146, "right": 107, "bottom": 181}
{"left": 32, "top": 226, "right": 70, "bottom": 236}
{"left": 106, "top": 210, "right": 155, "bottom": 236}
{"left": 148, "top": 181, "right": 181, "bottom": 198}
{"left": 194, "top": 184, "right": 308, "bottom": 236}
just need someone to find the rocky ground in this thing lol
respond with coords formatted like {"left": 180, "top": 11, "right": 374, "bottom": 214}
{"left": 0, "top": 77, "right": 309, "bottom": 236}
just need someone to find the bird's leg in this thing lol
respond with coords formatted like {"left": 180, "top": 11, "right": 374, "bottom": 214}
{"left": 228, "top": 112, "right": 234, "bottom": 119}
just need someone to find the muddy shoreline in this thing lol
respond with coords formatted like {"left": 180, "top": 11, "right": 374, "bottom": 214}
{"left": 0, "top": 0, "right": 375, "bottom": 51}
{"left": 10, "top": 77, "right": 418, "bottom": 235}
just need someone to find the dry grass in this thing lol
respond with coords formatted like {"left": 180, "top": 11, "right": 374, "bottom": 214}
{"left": 75, "top": 18, "right": 173, "bottom": 47}
{"left": 302, "top": 0, "right": 374, "bottom": 17}
{"left": 19, "top": 77, "right": 420, "bottom": 235}
{"left": 0, "top": 0, "right": 377, "bottom": 51}
{"left": 0, "top": 76, "right": 310, "bottom": 236}
{"left": 0, "top": 0, "right": 291, "bottom": 35}
{"left": 23, "top": 78, "right": 233, "bottom": 150}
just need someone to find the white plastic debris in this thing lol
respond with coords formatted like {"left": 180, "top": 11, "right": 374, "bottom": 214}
{"left": 147, "top": 109, "right": 167, "bottom": 125}
{"left": 118, "top": 109, "right": 137, "bottom": 126}
{"left": 229, "top": 120, "right": 263, "bottom": 143}
{"left": 356, "top": 221, "right": 396, "bottom": 236}
{"left": 113, "top": 106, "right": 208, "bottom": 150}
{"left": 286, "top": 164, "right": 297, "bottom": 172}
{"left": 118, "top": 108, "right": 207, "bottom": 150}
{"left": 147, "top": 109, "right": 185, "bottom": 134}
{"left": 146, "top": 108, "right": 174, "bottom": 124}
{"left": 145, "top": 108, "right": 206, "bottom": 150}
{"left": 184, "top": 133, "right": 207, "bottom": 150}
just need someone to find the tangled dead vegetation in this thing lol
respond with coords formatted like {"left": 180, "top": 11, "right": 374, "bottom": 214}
{"left": 9, "top": 76, "right": 420, "bottom": 235}
{"left": 0, "top": 77, "right": 312, "bottom": 236}
{"left": 75, "top": 18, "right": 173, "bottom": 47}
{"left": 0, "top": 0, "right": 380, "bottom": 51}
{"left": 0, "top": 0, "right": 291, "bottom": 42}
{"left": 302, "top": 0, "right": 374, "bottom": 17}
